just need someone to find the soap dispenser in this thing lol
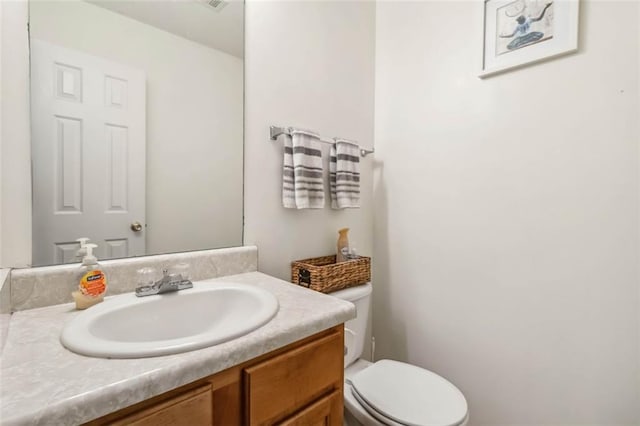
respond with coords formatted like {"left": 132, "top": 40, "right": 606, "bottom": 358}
{"left": 73, "top": 244, "right": 107, "bottom": 310}
{"left": 337, "top": 228, "right": 350, "bottom": 262}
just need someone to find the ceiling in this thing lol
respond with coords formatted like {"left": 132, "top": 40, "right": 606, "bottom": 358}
{"left": 87, "top": 0, "right": 244, "bottom": 58}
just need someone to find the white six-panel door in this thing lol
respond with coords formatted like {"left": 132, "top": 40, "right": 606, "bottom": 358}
{"left": 31, "top": 40, "right": 146, "bottom": 265}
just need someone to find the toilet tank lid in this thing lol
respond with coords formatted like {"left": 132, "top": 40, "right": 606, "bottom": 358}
{"left": 329, "top": 282, "right": 372, "bottom": 302}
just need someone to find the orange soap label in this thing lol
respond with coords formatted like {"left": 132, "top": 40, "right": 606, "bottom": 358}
{"left": 80, "top": 270, "right": 107, "bottom": 297}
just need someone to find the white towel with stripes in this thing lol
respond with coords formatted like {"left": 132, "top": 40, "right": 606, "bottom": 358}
{"left": 282, "top": 128, "right": 325, "bottom": 209}
{"left": 330, "top": 139, "right": 360, "bottom": 209}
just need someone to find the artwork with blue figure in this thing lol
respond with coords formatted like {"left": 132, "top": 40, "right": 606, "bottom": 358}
{"left": 496, "top": 0, "right": 554, "bottom": 55}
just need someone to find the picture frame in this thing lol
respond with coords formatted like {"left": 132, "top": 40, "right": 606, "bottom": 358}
{"left": 479, "top": 0, "right": 580, "bottom": 78}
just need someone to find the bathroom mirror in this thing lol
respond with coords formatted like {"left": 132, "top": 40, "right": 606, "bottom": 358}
{"left": 28, "top": 0, "right": 244, "bottom": 266}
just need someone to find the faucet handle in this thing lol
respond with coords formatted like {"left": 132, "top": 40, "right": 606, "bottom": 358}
{"left": 170, "top": 263, "right": 190, "bottom": 281}
{"left": 136, "top": 267, "right": 157, "bottom": 287}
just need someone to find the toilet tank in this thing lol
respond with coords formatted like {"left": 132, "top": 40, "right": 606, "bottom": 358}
{"left": 329, "top": 282, "right": 372, "bottom": 367}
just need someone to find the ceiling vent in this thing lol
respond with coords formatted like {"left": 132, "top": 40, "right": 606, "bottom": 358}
{"left": 200, "top": 0, "right": 228, "bottom": 12}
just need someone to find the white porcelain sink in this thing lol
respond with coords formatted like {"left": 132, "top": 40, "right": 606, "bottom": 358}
{"left": 60, "top": 281, "right": 279, "bottom": 358}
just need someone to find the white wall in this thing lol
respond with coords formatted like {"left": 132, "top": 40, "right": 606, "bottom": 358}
{"left": 30, "top": 0, "right": 243, "bottom": 257}
{"left": 1, "top": 0, "right": 3, "bottom": 266}
{"left": 0, "top": 0, "right": 31, "bottom": 268}
{"left": 244, "top": 1, "right": 375, "bottom": 281}
{"left": 374, "top": 1, "right": 639, "bottom": 425}
{"left": 1, "top": 0, "right": 3, "bottom": 267}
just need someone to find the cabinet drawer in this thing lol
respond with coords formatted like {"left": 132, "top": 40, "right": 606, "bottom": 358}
{"left": 244, "top": 330, "right": 343, "bottom": 425}
{"left": 109, "top": 384, "right": 213, "bottom": 426}
{"left": 278, "top": 390, "right": 341, "bottom": 426}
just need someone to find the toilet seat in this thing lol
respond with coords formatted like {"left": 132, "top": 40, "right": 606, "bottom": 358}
{"left": 350, "top": 386, "right": 406, "bottom": 426}
{"left": 348, "top": 360, "right": 468, "bottom": 426}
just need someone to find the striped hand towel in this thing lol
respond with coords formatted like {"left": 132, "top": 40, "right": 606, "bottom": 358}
{"left": 282, "top": 128, "right": 325, "bottom": 209}
{"left": 330, "top": 139, "right": 360, "bottom": 209}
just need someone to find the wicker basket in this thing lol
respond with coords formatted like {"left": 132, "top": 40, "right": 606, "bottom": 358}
{"left": 291, "top": 255, "right": 371, "bottom": 294}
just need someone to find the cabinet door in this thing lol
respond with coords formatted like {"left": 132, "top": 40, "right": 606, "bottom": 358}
{"left": 108, "top": 385, "right": 213, "bottom": 426}
{"left": 277, "top": 390, "right": 341, "bottom": 426}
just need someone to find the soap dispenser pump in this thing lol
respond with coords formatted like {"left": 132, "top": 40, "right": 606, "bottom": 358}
{"left": 75, "top": 237, "right": 90, "bottom": 260}
{"left": 73, "top": 244, "right": 107, "bottom": 310}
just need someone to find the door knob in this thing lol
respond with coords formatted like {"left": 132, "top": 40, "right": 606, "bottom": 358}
{"left": 131, "top": 222, "right": 143, "bottom": 232}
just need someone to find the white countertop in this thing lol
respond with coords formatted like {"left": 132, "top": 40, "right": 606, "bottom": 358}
{"left": 0, "top": 272, "right": 356, "bottom": 425}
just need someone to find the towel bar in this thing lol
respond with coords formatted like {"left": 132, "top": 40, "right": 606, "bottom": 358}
{"left": 269, "top": 125, "right": 375, "bottom": 157}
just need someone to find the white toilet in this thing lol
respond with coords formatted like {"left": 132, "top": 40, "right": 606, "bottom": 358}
{"left": 331, "top": 283, "right": 469, "bottom": 426}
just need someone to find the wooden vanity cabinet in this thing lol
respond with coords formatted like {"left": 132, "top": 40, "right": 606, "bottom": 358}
{"left": 88, "top": 325, "right": 344, "bottom": 426}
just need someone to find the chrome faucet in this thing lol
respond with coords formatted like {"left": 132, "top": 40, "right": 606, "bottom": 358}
{"left": 135, "top": 269, "right": 193, "bottom": 297}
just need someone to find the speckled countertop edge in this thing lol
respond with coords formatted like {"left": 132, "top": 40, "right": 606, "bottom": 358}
{"left": 0, "top": 272, "right": 356, "bottom": 426}
{"left": 0, "top": 269, "right": 11, "bottom": 353}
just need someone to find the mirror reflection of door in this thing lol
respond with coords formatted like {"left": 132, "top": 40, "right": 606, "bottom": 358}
{"left": 31, "top": 40, "right": 146, "bottom": 265}
{"left": 28, "top": 0, "right": 244, "bottom": 267}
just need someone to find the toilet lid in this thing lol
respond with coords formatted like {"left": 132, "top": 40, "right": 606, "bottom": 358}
{"left": 349, "top": 360, "right": 468, "bottom": 426}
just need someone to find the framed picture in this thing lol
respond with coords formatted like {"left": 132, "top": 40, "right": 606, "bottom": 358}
{"left": 480, "top": 0, "right": 580, "bottom": 78}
